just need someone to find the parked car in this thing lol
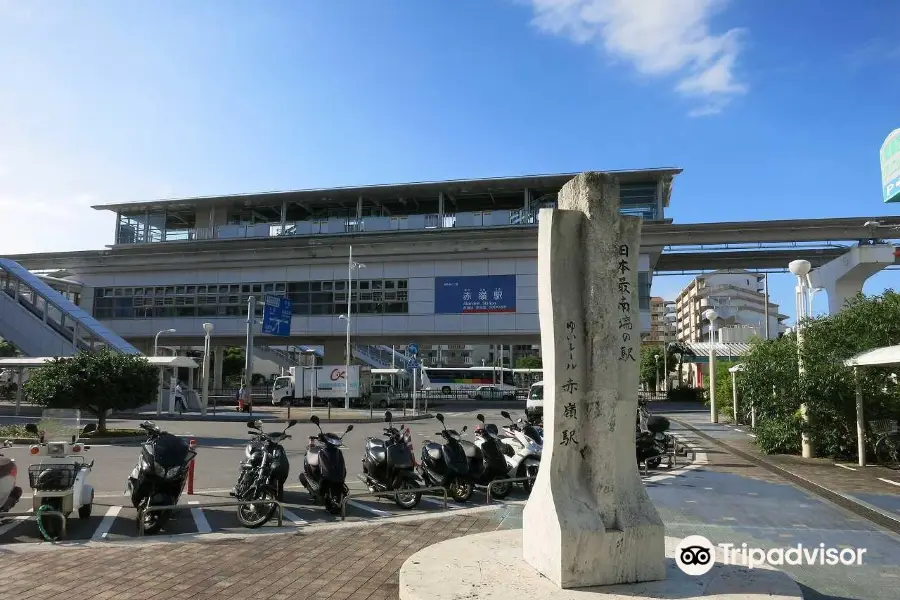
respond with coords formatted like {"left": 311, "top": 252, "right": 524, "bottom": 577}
{"left": 525, "top": 381, "right": 543, "bottom": 423}
{"left": 468, "top": 385, "right": 516, "bottom": 402}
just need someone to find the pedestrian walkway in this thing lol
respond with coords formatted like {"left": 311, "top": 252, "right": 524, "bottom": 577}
{"left": 669, "top": 411, "right": 900, "bottom": 529}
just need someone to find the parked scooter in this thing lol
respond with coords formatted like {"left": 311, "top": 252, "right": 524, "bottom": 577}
{"left": 461, "top": 414, "right": 513, "bottom": 499}
{"left": 635, "top": 414, "right": 672, "bottom": 469}
{"left": 298, "top": 415, "right": 353, "bottom": 514}
{"left": 231, "top": 419, "right": 297, "bottom": 527}
{"left": 497, "top": 411, "right": 541, "bottom": 493}
{"left": 418, "top": 413, "right": 474, "bottom": 502}
{"left": 0, "top": 444, "right": 22, "bottom": 516}
{"left": 359, "top": 411, "right": 422, "bottom": 509}
{"left": 126, "top": 421, "right": 197, "bottom": 534}
{"left": 24, "top": 421, "right": 97, "bottom": 539}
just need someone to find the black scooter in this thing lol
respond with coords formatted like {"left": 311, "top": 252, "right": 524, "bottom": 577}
{"left": 636, "top": 414, "right": 671, "bottom": 469}
{"left": 360, "top": 411, "right": 422, "bottom": 509}
{"left": 298, "top": 415, "right": 353, "bottom": 515}
{"left": 461, "top": 414, "right": 513, "bottom": 499}
{"left": 418, "top": 413, "right": 474, "bottom": 502}
{"left": 126, "top": 421, "right": 196, "bottom": 535}
{"left": 232, "top": 419, "right": 297, "bottom": 528}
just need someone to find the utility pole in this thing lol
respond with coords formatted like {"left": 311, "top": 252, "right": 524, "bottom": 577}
{"left": 763, "top": 273, "right": 770, "bottom": 339}
{"left": 244, "top": 296, "right": 255, "bottom": 417}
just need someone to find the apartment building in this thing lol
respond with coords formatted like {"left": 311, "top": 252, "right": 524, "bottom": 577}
{"left": 674, "top": 270, "right": 788, "bottom": 343}
{"left": 644, "top": 296, "right": 676, "bottom": 344}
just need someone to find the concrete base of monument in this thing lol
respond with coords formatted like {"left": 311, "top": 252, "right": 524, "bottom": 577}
{"left": 399, "top": 530, "right": 804, "bottom": 600}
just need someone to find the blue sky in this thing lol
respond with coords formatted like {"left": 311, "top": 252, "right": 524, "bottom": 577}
{"left": 1, "top": 0, "right": 899, "bottom": 322}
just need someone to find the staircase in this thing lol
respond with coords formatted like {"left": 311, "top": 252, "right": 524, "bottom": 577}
{"left": 0, "top": 258, "right": 140, "bottom": 357}
{"left": 255, "top": 344, "right": 414, "bottom": 370}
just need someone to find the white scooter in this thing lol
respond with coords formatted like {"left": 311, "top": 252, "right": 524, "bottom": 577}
{"left": 24, "top": 422, "right": 96, "bottom": 539}
{"left": 497, "top": 411, "right": 542, "bottom": 493}
{"left": 0, "top": 447, "right": 22, "bottom": 516}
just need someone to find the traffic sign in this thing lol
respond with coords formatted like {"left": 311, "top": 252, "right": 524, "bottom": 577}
{"left": 262, "top": 295, "right": 293, "bottom": 336}
{"left": 406, "top": 359, "right": 420, "bottom": 372}
{"left": 407, "top": 342, "right": 419, "bottom": 356}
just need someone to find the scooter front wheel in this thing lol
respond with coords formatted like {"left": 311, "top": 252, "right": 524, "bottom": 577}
{"left": 488, "top": 478, "right": 511, "bottom": 500}
{"left": 393, "top": 480, "right": 422, "bottom": 509}
{"left": 324, "top": 487, "right": 344, "bottom": 515}
{"left": 237, "top": 487, "right": 278, "bottom": 528}
{"left": 449, "top": 477, "right": 474, "bottom": 502}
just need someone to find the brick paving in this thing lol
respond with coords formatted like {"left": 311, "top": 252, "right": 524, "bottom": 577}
{"left": 0, "top": 511, "right": 518, "bottom": 600}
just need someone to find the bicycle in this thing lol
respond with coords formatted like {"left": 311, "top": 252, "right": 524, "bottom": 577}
{"left": 871, "top": 419, "right": 900, "bottom": 470}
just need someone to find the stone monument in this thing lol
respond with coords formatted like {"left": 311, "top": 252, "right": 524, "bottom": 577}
{"left": 522, "top": 172, "right": 666, "bottom": 587}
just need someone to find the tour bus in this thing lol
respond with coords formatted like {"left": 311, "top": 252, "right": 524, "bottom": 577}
{"left": 420, "top": 367, "right": 517, "bottom": 395}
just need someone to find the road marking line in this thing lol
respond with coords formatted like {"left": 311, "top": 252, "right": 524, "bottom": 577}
{"left": 280, "top": 508, "right": 308, "bottom": 525}
{"left": 91, "top": 506, "right": 121, "bottom": 541}
{"left": 835, "top": 464, "right": 857, "bottom": 471}
{"left": 0, "top": 508, "right": 32, "bottom": 536}
{"left": 877, "top": 477, "right": 900, "bottom": 488}
{"left": 187, "top": 501, "right": 212, "bottom": 533}
{"left": 748, "top": 433, "right": 757, "bottom": 438}
{"left": 734, "top": 428, "right": 744, "bottom": 433}
{"left": 420, "top": 496, "right": 465, "bottom": 509}
{"left": 345, "top": 500, "right": 392, "bottom": 517}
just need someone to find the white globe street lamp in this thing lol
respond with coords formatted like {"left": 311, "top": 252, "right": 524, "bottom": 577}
{"left": 788, "top": 259, "right": 814, "bottom": 458}
{"left": 704, "top": 308, "right": 718, "bottom": 423}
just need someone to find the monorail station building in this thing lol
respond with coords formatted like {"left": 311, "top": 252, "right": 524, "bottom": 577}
{"left": 0, "top": 170, "right": 679, "bottom": 382}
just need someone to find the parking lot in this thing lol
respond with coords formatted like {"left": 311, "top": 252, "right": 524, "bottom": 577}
{"left": 0, "top": 410, "right": 701, "bottom": 546}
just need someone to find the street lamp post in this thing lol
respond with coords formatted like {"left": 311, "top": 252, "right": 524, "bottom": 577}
{"left": 342, "top": 245, "right": 366, "bottom": 410}
{"left": 154, "top": 328, "right": 176, "bottom": 356}
{"left": 704, "top": 308, "right": 718, "bottom": 423}
{"left": 200, "top": 322, "right": 214, "bottom": 416}
{"left": 789, "top": 259, "right": 814, "bottom": 459}
{"left": 654, "top": 354, "right": 660, "bottom": 392}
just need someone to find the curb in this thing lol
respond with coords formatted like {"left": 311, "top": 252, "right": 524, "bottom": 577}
{"left": 4, "top": 436, "right": 145, "bottom": 446}
{"left": 121, "top": 413, "right": 436, "bottom": 425}
{"left": 671, "top": 417, "right": 900, "bottom": 536}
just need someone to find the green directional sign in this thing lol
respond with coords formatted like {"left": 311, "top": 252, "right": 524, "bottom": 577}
{"left": 881, "top": 128, "right": 900, "bottom": 203}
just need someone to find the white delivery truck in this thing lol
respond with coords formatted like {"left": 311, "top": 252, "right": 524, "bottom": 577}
{"left": 271, "top": 365, "right": 373, "bottom": 407}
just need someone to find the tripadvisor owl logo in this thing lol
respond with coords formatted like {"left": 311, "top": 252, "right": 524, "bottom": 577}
{"left": 675, "top": 534, "right": 868, "bottom": 575}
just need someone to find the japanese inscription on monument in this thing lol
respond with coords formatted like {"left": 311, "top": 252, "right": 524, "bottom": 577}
{"left": 617, "top": 243, "right": 636, "bottom": 362}
{"left": 560, "top": 320, "right": 579, "bottom": 447}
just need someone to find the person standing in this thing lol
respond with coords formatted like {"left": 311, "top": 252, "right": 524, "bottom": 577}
{"left": 174, "top": 382, "right": 187, "bottom": 415}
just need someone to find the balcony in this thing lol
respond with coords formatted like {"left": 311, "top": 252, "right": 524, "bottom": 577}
{"left": 113, "top": 201, "right": 662, "bottom": 246}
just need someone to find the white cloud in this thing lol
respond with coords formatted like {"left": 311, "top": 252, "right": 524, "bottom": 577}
{"left": 527, "top": 0, "right": 747, "bottom": 115}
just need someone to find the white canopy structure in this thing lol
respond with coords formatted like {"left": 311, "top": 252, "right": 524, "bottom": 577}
{"left": 844, "top": 345, "right": 900, "bottom": 467}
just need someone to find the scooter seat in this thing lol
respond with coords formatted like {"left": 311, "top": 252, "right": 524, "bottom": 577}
{"left": 366, "top": 437, "right": 385, "bottom": 450}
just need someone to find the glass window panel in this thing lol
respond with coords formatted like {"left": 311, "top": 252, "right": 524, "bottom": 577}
{"left": 252, "top": 284, "right": 262, "bottom": 293}
{"left": 310, "top": 281, "right": 321, "bottom": 292}
{"left": 334, "top": 280, "right": 346, "bottom": 291}
{"left": 322, "top": 281, "right": 333, "bottom": 291}
{"left": 371, "top": 280, "right": 382, "bottom": 290}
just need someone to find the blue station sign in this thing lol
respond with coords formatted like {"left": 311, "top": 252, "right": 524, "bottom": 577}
{"left": 434, "top": 275, "right": 516, "bottom": 314}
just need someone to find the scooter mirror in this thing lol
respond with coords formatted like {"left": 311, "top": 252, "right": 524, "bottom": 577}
{"left": 346, "top": 424, "right": 354, "bottom": 433}
{"left": 436, "top": 413, "right": 445, "bottom": 423}
{"left": 287, "top": 420, "right": 298, "bottom": 427}
{"left": 476, "top": 414, "right": 485, "bottom": 423}
{"left": 24, "top": 424, "right": 38, "bottom": 434}
{"left": 310, "top": 415, "right": 320, "bottom": 426}
{"left": 82, "top": 423, "right": 97, "bottom": 434}
{"left": 384, "top": 411, "right": 393, "bottom": 423}
{"left": 462, "top": 425, "right": 468, "bottom": 432}
{"left": 246, "top": 420, "right": 258, "bottom": 428}
{"left": 500, "top": 411, "right": 511, "bottom": 420}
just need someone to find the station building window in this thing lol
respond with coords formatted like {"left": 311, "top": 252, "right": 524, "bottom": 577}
{"left": 93, "top": 278, "right": 409, "bottom": 319}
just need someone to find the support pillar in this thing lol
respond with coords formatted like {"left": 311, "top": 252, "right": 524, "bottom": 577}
{"left": 323, "top": 340, "right": 345, "bottom": 364}
{"left": 14, "top": 367, "right": 24, "bottom": 416}
{"left": 809, "top": 244, "right": 896, "bottom": 314}
{"left": 213, "top": 347, "right": 224, "bottom": 392}
{"left": 522, "top": 172, "right": 665, "bottom": 588}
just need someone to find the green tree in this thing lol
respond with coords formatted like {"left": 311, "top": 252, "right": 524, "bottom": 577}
{"left": 738, "top": 290, "right": 900, "bottom": 457}
{"left": 516, "top": 355, "right": 542, "bottom": 369}
{"left": 0, "top": 339, "right": 18, "bottom": 358}
{"left": 639, "top": 344, "right": 678, "bottom": 390}
{"left": 24, "top": 349, "right": 158, "bottom": 432}
{"left": 223, "top": 346, "right": 246, "bottom": 387}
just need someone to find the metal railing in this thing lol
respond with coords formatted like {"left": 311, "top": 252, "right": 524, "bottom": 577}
{"left": 483, "top": 476, "right": 535, "bottom": 504}
{"left": 2, "top": 509, "right": 68, "bottom": 540}
{"left": 137, "top": 500, "right": 284, "bottom": 536}
{"left": 340, "top": 486, "right": 449, "bottom": 521}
